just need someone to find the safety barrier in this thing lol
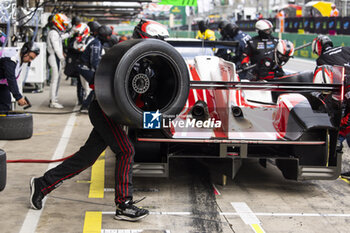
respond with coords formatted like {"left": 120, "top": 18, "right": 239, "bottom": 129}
{"left": 237, "top": 17, "right": 350, "bottom": 35}
{"left": 169, "top": 30, "right": 350, "bottom": 60}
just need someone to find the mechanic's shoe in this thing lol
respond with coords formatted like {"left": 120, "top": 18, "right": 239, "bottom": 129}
{"left": 30, "top": 177, "right": 45, "bottom": 210}
{"left": 49, "top": 102, "right": 64, "bottom": 109}
{"left": 80, "top": 106, "right": 88, "bottom": 114}
{"left": 341, "top": 172, "right": 350, "bottom": 180}
{"left": 336, "top": 139, "right": 343, "bottom": 153}
{"left": 114, "top": 199, "right": 149, "bottom": 221}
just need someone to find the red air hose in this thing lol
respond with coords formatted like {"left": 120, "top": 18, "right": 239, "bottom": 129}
{"left": 7, "top": 153, "right": 75, "bottom": 163}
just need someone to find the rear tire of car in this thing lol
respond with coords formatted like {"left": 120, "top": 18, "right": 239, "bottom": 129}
{"left": 95, "top": 39, "right": 190, "bottom": 127}
{"left": 0, "top": 112, "right": 33, "bottom": 140}
{"left": 0, "top": 149, "right": 6, "bottom": 191}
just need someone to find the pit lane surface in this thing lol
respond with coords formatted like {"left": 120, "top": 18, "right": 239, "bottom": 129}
{"left": 1, "top": 58, "right": 350, "bottom": 233}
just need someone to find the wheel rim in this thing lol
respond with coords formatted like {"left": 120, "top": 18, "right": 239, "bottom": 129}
{"left": 126, "top": 52, "right": 179, "bottom": 112}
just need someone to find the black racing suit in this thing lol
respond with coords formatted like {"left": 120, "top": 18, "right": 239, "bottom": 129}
{"left": 316, "top": 46, "right": 350, "bottom": 148}
{"left": 0, "top": 57, "right": 23, "bottom": 112}
{"left": 36, "top": 37, "right": 135, "bottom": 205}
{"left": 241, "top": 35, "right": 284, "bottom": 80}
{"left": 77, "top": 36, "right": 101, "bottom": 109}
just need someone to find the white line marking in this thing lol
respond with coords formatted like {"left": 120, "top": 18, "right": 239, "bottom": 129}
{"left": 231, "top": 202, "right": 260, "bottom": 224}
{"left": 101, "top": 211, "right": 350, "bottom": 217}
{"left": 102, "top": 211, "right": 192, "bottom": 215}
{"left": 19, "top": 106, "right": 79, "bottom": 233}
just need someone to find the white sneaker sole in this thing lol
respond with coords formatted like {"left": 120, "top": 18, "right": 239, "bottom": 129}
{"left": 30, "top": 177, "right": 39, "bottom": 210}
{"left": 114, "top": 213, "right": 149, "bottom": 221}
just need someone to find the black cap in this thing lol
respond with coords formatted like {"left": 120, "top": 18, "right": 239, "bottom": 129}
{"left": 88, "top": 21, "right": 101, "bottom": 35}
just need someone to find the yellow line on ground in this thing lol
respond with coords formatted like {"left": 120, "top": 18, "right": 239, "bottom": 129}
{"left": 76, "top": 180, "right": 92, "bottom": 184}
{"left": 89, "top": 151, "right": 105, "bottom": 198}
{"left": 83, "top": 211, "right": 102, "bottom": 233}
{"left": 251, "top": 224, "right": 265, "bottom": 233}
{"left": 340, "top": 176, "right": 350, "bottom": 184}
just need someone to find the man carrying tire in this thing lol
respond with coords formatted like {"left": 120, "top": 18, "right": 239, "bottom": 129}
{"left": 0, "top": 41, "right": 40, "bottom": 112}
{"left": 29, "top": 20, "right": 171, "bottom": 222}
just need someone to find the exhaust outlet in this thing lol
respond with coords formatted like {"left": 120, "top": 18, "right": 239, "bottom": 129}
{"left": 231, "top": 106, "right": 243, "bottom": 117}
{"left": 191, "top": 101, "right": 210, "bottom": 121}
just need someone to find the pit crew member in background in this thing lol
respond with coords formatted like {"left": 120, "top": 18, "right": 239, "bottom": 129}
{"left": 217, "top": 20, "right": 229, "bottom": 40}
{"left": 312, "top": 35, "right": 350, "bottom": 179}
{"left": 29, "top": 20, "right": 171, "bottom": 222}
{"left": 330, "top": 3, "right": 339, "bottom": 17}
{"left": 0, "top": 42, "right": 40, "bottom": 112}
{"left": 241, "top": 19, "right": 281, "bottom": 80}
{"left": 195, "top": 20, "right": 216, "bottom": 41}
{"left": 88, "top": 21, "right": 101, "bottom": 38}
{"left": 47, "top": 13, "right": 71, "bottom": 109}
{"left": 78, "top": 25, "right": 112, "bottom": 113}
{"left": 65, "top": 22, "right": 93, "bottom": 106}
{"left": 216, "top": 23, "right": 252, "bottom": 79}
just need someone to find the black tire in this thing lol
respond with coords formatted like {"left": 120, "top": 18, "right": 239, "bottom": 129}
{"left": 95, "top": 39, "right": 190, "bottom": 127}
{"left": 0, "top": 149, "right": 6, "bottom": 191}
{"left": 0, "top": 112, "right": 33, "bottom": 140}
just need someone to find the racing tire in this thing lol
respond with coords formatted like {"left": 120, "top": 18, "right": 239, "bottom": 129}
{"left": 95, "top": 39, "right": 190, "bottom": 127}
{"left": 0, "top": 149, "right": 6, "bottom": 191}
{"left": 0, "top": 112, "right": 33, "bottom": 140}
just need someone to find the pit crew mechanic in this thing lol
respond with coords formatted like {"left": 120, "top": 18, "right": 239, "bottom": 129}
{"left": 0, "top": 42, "right": 40, "bottom": 112}
{"left": 215, "top": 23, "right": 251, "bottom": 79}
{"left": 311, "top": 35, "right": 350, "bottom": 179}
{"left": 47, "top": 13, "right": 71, "bottom": 109}
{"left": 241, "top": 19, "right": 285, "bottom": 80}
{"left": 195, "top": 19, "right": 216, "bottom": 41}
{"left": 29, "top": 19, "right": 169, "bottom": 222}
{"left": 78, "top": 25, "right": 112, "bottom": 112}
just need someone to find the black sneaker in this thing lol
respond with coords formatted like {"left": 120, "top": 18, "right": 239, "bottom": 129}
{"left": 114, "top": 199, "right": 149, "bottom": 221}
{"left": 30, "top": 177, "right": 45, "bottom": 210}
{"left": 341, "top": 172, "right": 350, "bottom": 179}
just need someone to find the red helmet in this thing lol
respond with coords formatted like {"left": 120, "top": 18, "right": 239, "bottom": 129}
{"left": 52, "top": 13, "right": 71, "bottom": 32}
{"left": 132, "top": 19, "right": 169, "bottom": 39}
{"left": 73, "top": 23, "right": 90, "bottom": 42}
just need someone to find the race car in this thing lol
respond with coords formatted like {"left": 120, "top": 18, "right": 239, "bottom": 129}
{"left": 95, "top": 38, "right": 344, "bottom": 181}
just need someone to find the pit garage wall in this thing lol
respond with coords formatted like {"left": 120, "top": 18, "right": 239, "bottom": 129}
{"left": 168, "top": 30, "right": 350, "bottom": 60}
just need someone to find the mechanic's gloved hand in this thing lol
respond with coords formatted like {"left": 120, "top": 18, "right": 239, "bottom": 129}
{"left": 246, "top": 72, "right": 257, "bottom": 81}
{"left": 241, "top": 63, "right": 249, "bottom": 70}
{"left": 60, "top": 59, "right": 66, "bottom": 68}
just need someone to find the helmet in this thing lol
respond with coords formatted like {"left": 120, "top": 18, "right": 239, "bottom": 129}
{"left": 97, "top": 25, "right": 112, "bottom": 42}
{"left": 73, "top": 23, "right": 90, "bottom": 42}
{"left": 109, "top": 34, "right": 119, "bottom": 46}
{"left": 312, "top": 35, "right": 333, "bottom": 56}
{"left": 275, "top": 40, "right": 294, "bottom": 66}
{"left": 52, "top": 13, "right": 71, "bottom": 32}
{"left": 255, "top": 19, "right": 273, "bottom": 37}
{"left": 313, "top": 65, "right": 334, "bottom": 84}
{"left": 197, "top": 19, "right": 209, "bottom": 33}
{"left": 87, "top": 21, "right": 101, "bottom": 36}
{"left": 72, "top": 16, "right": 81, "bottom": 26}
{"left": 20, "top": 41, "right": 40, "bottom": 56}
{"left": 132, "top": 19, "right": 169, "bottom": 39}
{"left": 218, "top": 20, "right": 229, "bottom": 31}
{"left": 223, "top": 23, "right": 239, "bottom": 38}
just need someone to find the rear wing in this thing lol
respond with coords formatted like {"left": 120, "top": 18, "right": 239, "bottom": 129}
{"left": 165, "top": 38, "right": 239, "bottom": 49}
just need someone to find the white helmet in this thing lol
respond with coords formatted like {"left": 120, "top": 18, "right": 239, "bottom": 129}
{"left": 255, "top": 19, "right": 273, "bottom": 35}
{"left": 275, "top": 40, "right": 294, "bottom": 66}
{"left": 73, "top": 23, "right": 90, "bottom": 42}
{"left": 313, "top": 65, "right": 334, "bottom": 84}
